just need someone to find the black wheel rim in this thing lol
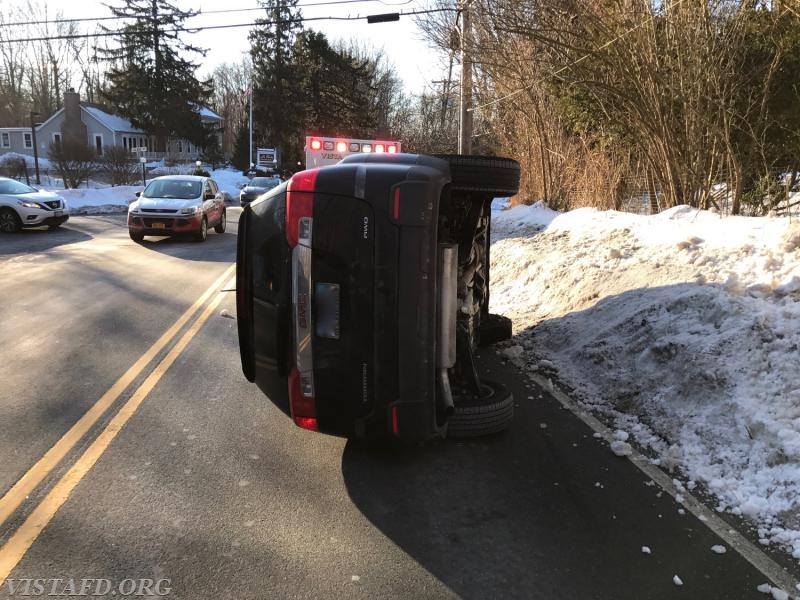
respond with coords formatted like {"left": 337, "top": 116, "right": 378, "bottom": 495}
{"left": 0, "top": 212, "right": 18, "bottom": 232}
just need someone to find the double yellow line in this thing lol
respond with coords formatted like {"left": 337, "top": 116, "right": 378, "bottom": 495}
{"left": 0, "top": 263, "right": 236, "bottom": 579}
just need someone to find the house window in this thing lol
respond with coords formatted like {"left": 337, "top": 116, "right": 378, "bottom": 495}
{"left": 1, "top": 132, "right": 9, "bottom": 148}
{"left": 94, "top": 134, "right": 103, "bottom": 156}
{"left": 53, "top": 133, "right": 61, "bottom": 146}
{"left": 23, "top": 133, "right": 32, "bottom": 149}
{"left": 122, "top": 136, "right": 128, "bottom": 150}
{"left": 177, "top": 140, "right": 183, "bottom": 153}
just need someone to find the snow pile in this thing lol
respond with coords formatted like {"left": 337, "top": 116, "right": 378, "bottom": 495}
{"left": 490, "top": 203, "right": 800, "bottom": 561}
{"left": 38, "top": 167, "right": 249, "bottom": 214}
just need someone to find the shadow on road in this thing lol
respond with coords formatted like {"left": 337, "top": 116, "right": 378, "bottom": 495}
{"left": 130, "top": 226, "right": 239, "bottom": 263}
{"left": 0, "top": 226, "right": 92, "bottom": 255}
{"left": 339, "top": 349, "right": 771, "bottom": 599}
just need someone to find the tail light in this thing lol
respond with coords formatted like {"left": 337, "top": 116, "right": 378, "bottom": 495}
{"left": 387, "top": 144, "right": 398, "bottom": 154}
{"left": 287, "top": 169, "right": 320, "bottom": 431}
{"left": 336, "top": 141, "right": 347, "bottom": 152}
{"left": 375, "top": 144, "right": 385, "bottom": 153}
{"left": 309, "top": 138, "right": 322, "bottom": 151}
{"left": 289, "top": 368, "right": 317, "bottom": 430}
{"left": 286, "top": 170, "right": 319, "bottom": 248}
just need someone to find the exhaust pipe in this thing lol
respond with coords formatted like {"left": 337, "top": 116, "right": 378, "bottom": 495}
{"left": 437, "top": 244, "right": 458, "bottom": 413}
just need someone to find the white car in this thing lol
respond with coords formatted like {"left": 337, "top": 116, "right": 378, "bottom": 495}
{"left": 0, "top": 177, "right": 69, "bottom": 233}
{"left": 127, "top": 175, "right": 227, "bottom": 243}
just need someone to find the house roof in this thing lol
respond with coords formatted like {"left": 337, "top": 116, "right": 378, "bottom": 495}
{"left": 82, "top": 106, "right": 142, "bottom": 133}
{"left": 199, "top": 106, "right": 223, "bottom": 121}
{"left": 28, "top": 102, "right": 222, "bottom": 133}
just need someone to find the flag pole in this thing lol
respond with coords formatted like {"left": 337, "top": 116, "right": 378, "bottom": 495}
{"left": 248, "top": 86, "right": 253, "bottom": 170}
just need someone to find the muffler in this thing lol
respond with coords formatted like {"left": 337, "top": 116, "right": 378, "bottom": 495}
{"left": 437, "top": 244, "right": 458, "bottom": 413}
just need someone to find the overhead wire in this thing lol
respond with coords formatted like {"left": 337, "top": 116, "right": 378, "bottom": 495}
{"left": 0, "top": 0, "right": 415, "bottom": 28}
{"left": 0, "top": 6, "right": 448, "bottom": 44}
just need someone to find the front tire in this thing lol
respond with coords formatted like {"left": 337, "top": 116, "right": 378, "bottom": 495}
{"left": 0, "top": 208, "right": 22, "bottom": 233}
{"left": 129, "top": 230, "right": 144, "bottom": 243}
{"left": 436, "top": 154, "right": 521, "bottom": 196}
{"left": 214, "top": 210, "right": 226, "bottom": 234}
{"left": 195, "top": 217, "right": 208, "bottom": 242}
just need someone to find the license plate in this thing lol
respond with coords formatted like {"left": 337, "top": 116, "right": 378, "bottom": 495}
{"left": 54, "top": 210, "right": 63, "bottom": 217}
{"left": 152, "top": 222, "right": 166, "bottom": 229}
{"left": 315, "top": 282, "right": 340, "bottom": 339}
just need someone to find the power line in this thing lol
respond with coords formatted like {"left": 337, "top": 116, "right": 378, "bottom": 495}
{"left": 0, "top": 8, "right": 454, "bottom": 44}
{"left": 0, "top": 0, "right": 415, "bottom": 29}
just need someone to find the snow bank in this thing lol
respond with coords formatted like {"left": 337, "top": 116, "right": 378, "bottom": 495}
{"left": 490, "top": 203, "right": 800, "bottom": 560}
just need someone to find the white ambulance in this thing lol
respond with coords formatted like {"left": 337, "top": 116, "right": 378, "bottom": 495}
{"left": 304, "top": 136, "right": 401, "bottom": 169}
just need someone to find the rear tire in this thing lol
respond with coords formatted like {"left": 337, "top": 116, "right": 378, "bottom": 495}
{"left": 448, "top": 380, "right": 513, "bottom": 438}
{"left": 436, "top": 155, "right": 521, "bottom": 196}
{"left": 0, "top": 208, "right": 22, "bottom": 233}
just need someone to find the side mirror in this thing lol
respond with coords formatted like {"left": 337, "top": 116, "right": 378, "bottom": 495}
{"left": 135, "top": 191, "right": 141, "bottom": 197}
{"left": 239, "top": 183, "right": 246, "bottom": 189}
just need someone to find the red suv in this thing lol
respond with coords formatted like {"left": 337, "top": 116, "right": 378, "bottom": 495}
{"left": 236, "top": 153, "right": 520, "bottom": 442}
{"left": 127, "top": 175, "right": 227, "bottom": 242}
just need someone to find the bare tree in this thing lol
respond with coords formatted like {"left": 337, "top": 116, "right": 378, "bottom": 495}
{"left": 47, "top": 140, "right": 97, "bottom": 189}
{"left": 210, "top": 58, "right": 252, "bottom": 156}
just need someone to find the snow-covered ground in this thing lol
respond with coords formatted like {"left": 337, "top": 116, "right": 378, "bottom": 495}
{"left": 489, "top": 202, "right": 800, "bottom": 569}
{"left": 0, "top": 153, "right": 248, "bottom": 213}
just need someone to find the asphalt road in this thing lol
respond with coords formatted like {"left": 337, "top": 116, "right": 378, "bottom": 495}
{"left": 0, "top": 213, "right": 796, "bottom": 599}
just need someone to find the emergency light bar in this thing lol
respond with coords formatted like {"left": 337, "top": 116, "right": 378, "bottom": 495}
{"left": 305, "top": 136, "right": 402, "bottom": 169}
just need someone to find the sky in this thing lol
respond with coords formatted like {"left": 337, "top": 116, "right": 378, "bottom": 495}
{"left": 7, "top": 0, "right": 446, "bottom": 94}
{"left": 5, "top": 152, "right": 799, "bottom": 596}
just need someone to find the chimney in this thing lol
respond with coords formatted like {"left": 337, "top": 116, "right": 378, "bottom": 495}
{"left": 62, "top": 88, "right": 87, "bottom": 146}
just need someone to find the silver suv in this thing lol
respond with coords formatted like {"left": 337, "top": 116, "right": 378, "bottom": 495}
{"left": 0, "top": 177, "right": 69, "bottom": 232}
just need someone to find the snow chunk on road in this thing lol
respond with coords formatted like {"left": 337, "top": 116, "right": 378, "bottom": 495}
{"left": 710, "top": 545, "right": 727, "bottom": 554}
{"left": 641, "top": 546, "right": 651, "bottom": 554}
{"left": 610, "top": 440, "right": 633, "bottom": 457}
{"left": 673, "top": 575, "right": 683, "bottom": 586}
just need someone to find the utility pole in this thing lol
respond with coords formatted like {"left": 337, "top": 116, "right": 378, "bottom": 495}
{"left": 458, "top": 0, "right": 473, "bottom": 155}
{"left": 30, "top": 112, "right": 41, "bottom": 185}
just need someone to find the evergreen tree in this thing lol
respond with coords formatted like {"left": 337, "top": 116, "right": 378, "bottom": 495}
{"left": 231, "top": 116, "right": 251, "bottom": 172}
{"left": 249, "top": 0, "right": 305, "bottom": 170}
{"left": 97, "top": 0, "right": 213, "bottom": 152}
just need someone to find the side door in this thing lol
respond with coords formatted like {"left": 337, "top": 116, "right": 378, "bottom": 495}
{"left": 202, "top": 180, "right": 220, "bottom": 224}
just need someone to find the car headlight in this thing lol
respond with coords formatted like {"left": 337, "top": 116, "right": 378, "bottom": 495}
{"left": 180, "top": 206, "right": 201, "bottom": 215}
{"left": 128, "top": 202, "right": 139, "bottom": 214}
{"left": 19, "top": 200, "right": 44, "bottom": 209}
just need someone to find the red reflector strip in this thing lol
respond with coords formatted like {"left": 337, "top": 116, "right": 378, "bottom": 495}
{"left": 391, "top": 406, "right": 399, "bottom": 435}
{"left": 393, "top": 187, "right": 400, "bottom": 220}
{"left": 294, "top": 416, "right": 318, "bottom": 431}
{"left": 289, "top": 367, "right": 316, "bottom": 420}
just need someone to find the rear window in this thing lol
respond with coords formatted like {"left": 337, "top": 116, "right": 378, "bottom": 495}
{"left": 250, "top": 177, "right": 280, "bottom": 189}
{"left": 145, "top": 179, "right": 202, "bottom": 199}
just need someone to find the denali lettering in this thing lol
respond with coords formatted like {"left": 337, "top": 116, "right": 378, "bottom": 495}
{"left": 297, "top": 292, "right": 308, "bottom": 329}
{"left": 361, "top": 362, "right": 368, "bottom": 404}
{"left": 362, "top": 216, "right": 369, "bottom": 239}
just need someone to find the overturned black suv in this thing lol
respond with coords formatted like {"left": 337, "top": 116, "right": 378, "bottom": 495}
{"left": 236, "top": 153, "right": 520, "bottom": 442}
